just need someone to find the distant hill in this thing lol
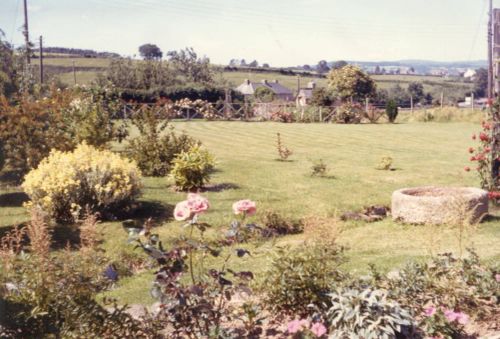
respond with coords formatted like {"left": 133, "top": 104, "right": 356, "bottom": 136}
{"left": 335, "top": 60, "right": 487, "bottom": 75}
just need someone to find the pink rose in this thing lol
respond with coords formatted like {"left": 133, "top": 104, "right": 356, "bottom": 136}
{"left": 232, "top": 199, "right": 256, "bottom": 216}
{"left": 423, "top": 306, "right": 436, "bottom": 317}
{"left": 495, "top": 274, "right": 500, "bottom": 282}
{"left": 455, "top": 312, "right": 469, "bottom": 325}
{"left": 444, "top": 309, "right": 458, "bottom": 322}
{"left": 187, "top": 193, "right": 210, "bottom": 214}
{"left": 174, "top": 200, "right": 191, "bottom": 221}
{"left": 310, "top": 322, "right": 327, "bottom": 337}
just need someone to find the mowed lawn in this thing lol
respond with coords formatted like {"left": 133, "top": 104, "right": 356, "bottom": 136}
{"left": 1, "top": 121, "right": 499, "bottom": 305}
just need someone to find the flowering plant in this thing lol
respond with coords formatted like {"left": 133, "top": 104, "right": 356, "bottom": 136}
{"left": 287, "top": 319, "right": 328, "bottom": 338}
{"left": 126, "top": 195, "right": 259, "bottom": 337}
{"left": 468, "top": 120, "right": 500, "bottom": 200}
{"left": 421, "top": 306, "right": 468, "bottom": 338}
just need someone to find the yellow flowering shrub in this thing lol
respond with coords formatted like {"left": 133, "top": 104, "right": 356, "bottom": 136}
{"left": 22, "top": 143, "right": 142, "bottom": 223}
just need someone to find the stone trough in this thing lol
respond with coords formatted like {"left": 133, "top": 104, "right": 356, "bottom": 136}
{"left": 391, "top": 186, "right": 488, "bottom": 225}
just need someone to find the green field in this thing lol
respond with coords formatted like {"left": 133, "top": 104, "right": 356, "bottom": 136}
{"left": 1, "top": 121, "right": 499, "bottom": 305}
{"left": 42, "top": 56, "right": 474, "bottom": 100}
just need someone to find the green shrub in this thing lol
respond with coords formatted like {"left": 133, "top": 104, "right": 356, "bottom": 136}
{"left": 333, "top": 102, "right": 363, "bottom": 124}
{"left": 260, "top": 211, "right": 303, "bottom": 237}
{"left": 0, "top": 212, "right": 155, "bottom": 337}
{"left": 263, "top": 243, "right": 346, "bottom": 315}
{"left": 376, "top": 156, "right": 393, "bottom": 170}
{"left": 169, "top": 145, "right": 215, "bottom": 191}
{"left": 386, "top": 99, "right": 398, "bottom": 123}
{"left": 22, "top": 143, "right": 142, "bottom": 223}
{"left": 310, "top": 159, "right": 328, "bottom": 177}
{"left": 326, "top": 288, "right": 414, "bottom": 338}
{"left": 369, "top": 250, "right": 499, "bottom": 320}
{"left": 127, "top": 106, "right": 199, "bottom": 176}
{"left": 0, "top": 139, "right": 5, "bottom": 172}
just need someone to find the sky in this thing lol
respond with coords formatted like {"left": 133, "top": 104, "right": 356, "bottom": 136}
{"left": 0, "top": 0, "right": 494, "bottom": 66}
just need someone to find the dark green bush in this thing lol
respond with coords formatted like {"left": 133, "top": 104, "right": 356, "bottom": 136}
{"left": 127, "top": 107, "right": 199, "bottom": 176}
{"left": 261, "top": 211, "right": 303, "bottom": 237}
{"left": 263, "top": 243, "right": 346, "bottom": 315}
{"left": 386, "top": 99, "right": 399, "bottom": 123}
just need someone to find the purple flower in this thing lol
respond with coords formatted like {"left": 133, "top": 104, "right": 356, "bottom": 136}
{"left": 310, "top": 323, "right": 327, "bottom": 337}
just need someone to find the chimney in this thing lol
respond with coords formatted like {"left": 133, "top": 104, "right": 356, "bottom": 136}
{"left": 245, "top": 79, "right": 250, "bottom": 85}
{"left": 308, "top": 81, "right": 316, "bottom": 89}
{"left": 261, "top": 79, "right": 268, "bottom": 85}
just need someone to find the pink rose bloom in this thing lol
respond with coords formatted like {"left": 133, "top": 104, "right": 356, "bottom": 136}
{"left": 174, "top": 200, "right": 191, "bottom": 221}
{"left": 444, "top": 309, "right": 458, "bottom": 322}
{"left": 187, "top": 193, "right": 210, "bottom": 214}
{"left": 423, "top": 306, "right": 436, "bottom": 317}
{"left": 495, "top": 274, "right": 500, "bottom": 282}
{"left": 232, "top": 199, "right": 256, "bottom": 216}
{"left": 455, "top": 312, "right": 469, "bottom": 325}
{"left": 310, "top": 322, "right": 327, "bottom": 337}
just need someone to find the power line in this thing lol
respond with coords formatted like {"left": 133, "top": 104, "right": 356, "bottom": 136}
{"left": 467, "top": 0, "right": 488, "bottom": 62}
{"left": 10, "top": 0, "right": 21, "bottom": 44}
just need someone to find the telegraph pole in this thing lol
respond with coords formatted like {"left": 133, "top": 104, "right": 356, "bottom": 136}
{"left": 23, "top": 0, "right": 30, "bottom": 64}
{"left": 39, "top": 36, "right": 44, "bottom": 84}
{"left": 488, "top": 0, "right": 493, "bottom": 100}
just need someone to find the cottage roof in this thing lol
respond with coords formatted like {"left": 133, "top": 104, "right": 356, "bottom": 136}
{"left": 235, "top": 79, "right": 293, "bottom": 96}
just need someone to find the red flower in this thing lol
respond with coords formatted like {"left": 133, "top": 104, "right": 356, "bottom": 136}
{"left": 485, "top": 146, "right": 491, "bottom": 153}
{"left": 479, "top": 132, "right": 489, "bottom": 142}
{"left": 488, "top": 191, "right": 500, "bottom": 200}
{"left": 470, "top": 156, "right": 476, "bottom": 161}
{"left": 464, "top": 166, "right": 471, "bottom": 172}
{"left": 468, "top": 147, "right": 474, "bottom": 154}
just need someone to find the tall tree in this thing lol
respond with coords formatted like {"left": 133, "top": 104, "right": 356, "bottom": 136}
{"left": 167, "top": 47, "right": 213, "bottom": 83}
{"left": 248, "top": 60, "right": 259, "bottom": 67}
{"left": 331, "top": 60, "right": 348, "bottom": 70}
{"left": 138, "top": 43, "right": 163, "bottom": 60}
{"left": 474, "top": 68, "right": 488, "bottom": 98}
{"left": 327, "top": 65, "right": 376, "bottom": 101}
{"left": 407, "top": 82, "right": 425, "bottom": 103}
{"left": 0, "top": 29, "right": 18, "bottom": 98}
{"left": 316, "top": 60, "right": 330, "bottom": 74}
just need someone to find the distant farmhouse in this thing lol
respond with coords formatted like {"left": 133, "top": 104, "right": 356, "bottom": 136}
{"left": 235, "top": 79, "right": 294, "bottom": 101}
{"left": 296, "top": 81, "right": 317, "bottom": 107}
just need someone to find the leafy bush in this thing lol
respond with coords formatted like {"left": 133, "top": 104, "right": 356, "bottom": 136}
{"left": 420, "top": 306, "right": 468, "bottom": 338}
{"left": 376, "top": 156, "right": 393, "bottom": 170}
{"left": 333, "top": 102, "right": 363, "bottom": 124}
{"left": 66, "top": 83, "right": 127, "bottom": 147}
{"left": 127, "top": 105, "right": 199, "bottom": 176}
{"left": 0, "top": 90, "right": 76, "bottom": 177}
{"left": 22, "top": 143, "right": 142, "bottom": 223}
{"left": 0, "top": 139, "right": 4, "bottom": 172}
{"left": 325, "top": 288, "right": 414, "bottom": 338}
{"left": 0, "top": 211, "right": 154, "bottom": 337}
{"left": 369, "top": 250, "right": 499, "bottom": 321}
{"left": 169, "top": 145, "right": 215, "bottom": 191}
{"left": 260, "top": 211, "right": 303, "bottom": 237}
{"left": 386, "top": 99, "right": 399, "bottom": 123}
{"left": 263, "top": 243, "right": 346, "bottom": 315}
{"left": 270, "top": 110, "right": 294, "bottom": 123}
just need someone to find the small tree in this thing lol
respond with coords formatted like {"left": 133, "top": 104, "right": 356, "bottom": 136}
{"left": 386, "top": 100, "right": 398, "bottom": 123}
{"left": 327, "top": 65, "right": 376, "bottom": 101}
{"left": 138, "top": 43, "right": 163, "bottom": 60}
{"left": 248, "top": 60, "right": 259, "bottom": 67}
{"left": 408, "top": 82, "right": 425, "bottom": 103}
{"left": 316, "top": 60, "right": 330, "bottom": 74}
{"left": 331, "top": 60, "right": 348, "bottom": 70}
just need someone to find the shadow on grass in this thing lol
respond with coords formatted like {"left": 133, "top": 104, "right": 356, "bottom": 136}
{"left": 121, "top": 200, "right": 175, "bottom": 229}
{"left": 0, "top": 171, "right": 23, "bottom": 186}
{"left": 482, "top": 214, "right": 500, "bottom": 223}
{"left": 201, "top": 182, "right": 240, "bottom": 192}
{"left": 0, "top": 192, "right": 29, "bottom": 207}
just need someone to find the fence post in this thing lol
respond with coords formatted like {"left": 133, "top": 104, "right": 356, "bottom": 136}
{"left": 471, "top": 93, "right": 475, "bottom": 112}
{"left": 410, "top": 96, "right": 414, "bottom": 113}
{"left": 365, "top": 98, "right": 369, "bottom": 114}
{"left": 319, "top": 107, "right": 323, "bottom": 122}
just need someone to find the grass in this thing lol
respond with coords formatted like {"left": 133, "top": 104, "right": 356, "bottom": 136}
{"left": 1, "top": 121, "right": 499, "bottom": 305}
